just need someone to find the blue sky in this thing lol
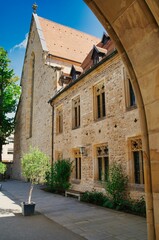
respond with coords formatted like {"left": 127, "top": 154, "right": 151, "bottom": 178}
{"left": 0, "top": 0, "right": 105, "bottom": 78}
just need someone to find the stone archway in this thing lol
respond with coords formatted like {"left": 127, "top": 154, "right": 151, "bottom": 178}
{"left": 84, "top": 1, "right": 159, "bottom": 239}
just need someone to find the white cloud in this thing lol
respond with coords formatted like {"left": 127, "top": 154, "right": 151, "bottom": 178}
{"left": 10, "top": 33, "right": 28, "bottom": 52}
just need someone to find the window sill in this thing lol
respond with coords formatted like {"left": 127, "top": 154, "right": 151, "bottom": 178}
{"left": 128, "top": 183, "right": 144, "bottom": 192}
{"left": 94, "top": 116, "right": 106, "bottom": 123}
{"left": 56, "top": 132, "right": 63, "bottom": 136}
{"left": 94, "top": 180, "right": 106, "bottom": 188}
{"left": 126, "top": 105, "right": 137, "bottom": 112}
{"left": 71, "top": 179, "right": 81, "bottom": 184}
{"left": 72, "top": 126, "right": 80, "bottom": 130}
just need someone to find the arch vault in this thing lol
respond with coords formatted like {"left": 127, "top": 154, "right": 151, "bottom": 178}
{"left": 84, "top": 0, "right": 159, "bottom": 239}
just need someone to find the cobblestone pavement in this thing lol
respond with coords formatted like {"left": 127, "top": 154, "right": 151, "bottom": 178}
{"left": 0, "top": 180, "right": 147, "bottom": 240}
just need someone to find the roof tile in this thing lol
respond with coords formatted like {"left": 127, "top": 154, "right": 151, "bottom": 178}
{"left": 38, "top": 16, "right": 100, "bottom": 63}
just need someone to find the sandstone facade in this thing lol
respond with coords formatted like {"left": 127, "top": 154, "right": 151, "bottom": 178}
{"left": 51, "top": 54, "right": 143, "bottom": 198}
{"left": 12, "top": 13, "right": 100, "bottom": 179}
{"left": 13, "top": 12, "right": 144, "bottom": 199}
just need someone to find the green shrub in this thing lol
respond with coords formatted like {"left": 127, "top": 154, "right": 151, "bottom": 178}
{"left": 81, "top": 191, "right": 108, "bottom": 206}
{"left": 103, "top": 198, "right": 115, "bottom": 209}
{"left": 81, "top": 190, "right": 146, "bottom": 217}
{"left": 0, "top": 162, "right": 7, "bottom": 180}
{"left": 0, "top": 162, "right": 7, "bottom": 175}
{"left": 106, "top": 162, "right": 128, "bottom": 205}
{"left": 131, "top": 196, "right": 146, "bottom": 217}
{"left": 46, "top": 159, "right": 72, "bottom": 194}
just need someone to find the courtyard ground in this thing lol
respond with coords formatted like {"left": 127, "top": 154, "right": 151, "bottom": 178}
{"left": 0, "top": 180, "right": 147, "bottom": 240}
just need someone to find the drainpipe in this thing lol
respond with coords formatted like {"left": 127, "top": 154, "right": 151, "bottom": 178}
{"left": 51, "top": 104, "right": 54, "bottom": 167}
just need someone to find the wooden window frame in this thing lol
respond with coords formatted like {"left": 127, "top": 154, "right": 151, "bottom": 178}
{"left": 128, "top": 137, "right": 144, "bottom": 185}
{"left": 72, "top": 96, "right": 80, "bottom": 129}
{"left": 56, "top": 107, "right": 63, "bottom": 134}
{"left": 94, "top": 81, "right": 106, "bottom": 121}
{"left": 95, "top": 144, "right": 109, "bottom": 182}
{"left": 124, "top": 69, "right": 137, "bottom": 110}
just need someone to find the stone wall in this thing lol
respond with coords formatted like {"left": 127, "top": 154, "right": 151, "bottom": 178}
{"left": 52, "top": 55, "right": 143, "bottom": 196}
{"left": 13, "top": 20, "right": 63, "bottom": 178}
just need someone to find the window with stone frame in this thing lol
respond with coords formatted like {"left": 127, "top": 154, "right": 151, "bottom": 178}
{"left": 130, "top": 138, "right": 144, "bottom": 184}
{"left": 56, "top": 107, "right": 63, "bottom": 134}
{"left": 96, "top": 144, "right": 109, "bottom": 181}
{"left": 94, "top": 81, "right": 106, "bottom": 120}
{"left": 74, "top": 149, "right": 81, "bottom": 180}
{"left": 124, "top": 69, "right": 136, "bottom": 109}
{"left": 72, "top": 96, "right": 80, "bottom": 129}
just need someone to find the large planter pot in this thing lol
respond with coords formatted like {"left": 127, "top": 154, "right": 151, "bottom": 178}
{"left": 21, "top": 202, "right": 36, "bottom": 216}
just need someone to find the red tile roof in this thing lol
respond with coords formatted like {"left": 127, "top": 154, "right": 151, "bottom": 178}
{"left": 81, "top": 37, "right": 115, "bottom": 71}
{"left": 38, "top": 16, "right": 100, "bottom": 64}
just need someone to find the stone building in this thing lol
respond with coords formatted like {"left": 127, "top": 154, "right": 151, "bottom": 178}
{"left": 13, "top": 12, "right": 144, "bottom": 198}
{"left": 12, "top": 13, "right": 100, "bottom": 179}
{"left": 49, "top": 34, "right": 144, "bottom": 197}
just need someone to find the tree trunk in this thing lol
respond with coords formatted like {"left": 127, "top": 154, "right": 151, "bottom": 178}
{"left": 28, "top": 183, "right": 34, "bottom": 204}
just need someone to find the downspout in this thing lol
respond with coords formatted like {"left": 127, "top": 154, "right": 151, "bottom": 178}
{"left": 51, "top": 104, "right": 54, "bottom": 167}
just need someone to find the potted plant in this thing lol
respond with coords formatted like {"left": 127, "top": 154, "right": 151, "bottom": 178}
{"left": 21, "top": 146, "right": 50, "bottom": 216}
{"left": 0, "top": 162, "right": 7, "bottom": 190}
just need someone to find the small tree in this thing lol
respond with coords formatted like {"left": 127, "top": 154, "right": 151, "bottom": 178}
{"left": 0, "top": 47, "right": 21, "bottom": 161}
{"left": 21, "top": 147, "right": 50, "bottom": 204}
{"left": 106, "top": 162, "right": 128, "bottom": 205}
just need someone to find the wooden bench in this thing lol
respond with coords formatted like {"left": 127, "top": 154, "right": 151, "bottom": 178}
{"left": 65, "top": 190, "right": 83, "bottom": 201}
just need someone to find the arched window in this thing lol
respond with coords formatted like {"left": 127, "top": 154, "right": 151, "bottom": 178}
{"left": 26, "top": 52, "right": 35, "bottom": 138}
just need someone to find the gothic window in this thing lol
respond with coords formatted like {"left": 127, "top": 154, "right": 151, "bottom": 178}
{"left": 124, "top": 69, "right": 136, "bottom": 109}
{"left": 56, "top": 107, "right": 63, "bottom": 134}
{"left": 94, "top": 81, "right": 106, "bottom": 120}
{"left": 129, "top": 80, "right": 136, "bottom": 107}
{"left": 130, "top": 138, "right": 144, "bottom": 184}
{"left": 72, "top": 96, "right": 80, "bottom": 129}
{"left": 96, "top": 144, "right": 109, "bottom": 181}
{"left": 26, "top": 52, "right": 35, "bottom": 138}
{"left": 74, "top": 150, "right": 81, "bottom": 180}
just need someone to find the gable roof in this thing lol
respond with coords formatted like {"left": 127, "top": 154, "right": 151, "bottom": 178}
{"left": 81, "top": 35, "right": 115, "bottom": 71}
{"left": 38, "top": 16, "right": 100, "bottom": 64}
{"left": 91, "top": 45, "right": 107, "bottom": 59}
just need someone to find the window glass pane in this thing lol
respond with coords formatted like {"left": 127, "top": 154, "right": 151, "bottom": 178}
{"left": 97, "top": 95, "right": 101, "bottom": 118}
{"left": 98, "top": 157, "right": 102, "bottom": 180}
{"left": 75, "top": 107, "right": 78, "bottom": 127}
{"left": 78, "top": 105, "right": 80, "bottom": 127}
{"left": 134, "top": 151, "right": 140, "bottom": 184}
{"left": 79, "top": 157, "right": 81, "bottom": 179}
{"left": 104, "top": 157, "right": 109, "bottom": 181}
{"left": 129, "top": 80, "right": 136, "bottom": 106}
{"left": 102, "top": 92, "right": 106, "bottom": 117}
{"left": 141, "top": 151, "right": 144, "bottom": 184}
{"left": 75, "top": 158, "right": 78, "bottom": 179}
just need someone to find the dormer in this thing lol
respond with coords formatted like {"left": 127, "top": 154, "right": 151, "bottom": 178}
{"left": 58, "top": 72, "right": 72, "bottom": 86}
{"left": 101, "top": 33, "right": 110, "bottom": 45}
{"left": 70, "top": 65, "right": 83, "bottom": 81}
{"left": 91, "top": 45, "right": 107, "bottom": 65}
